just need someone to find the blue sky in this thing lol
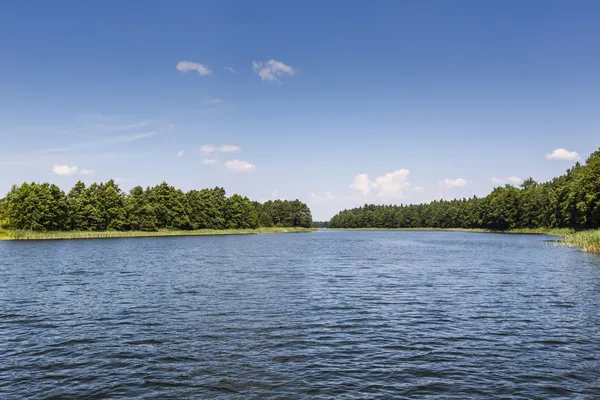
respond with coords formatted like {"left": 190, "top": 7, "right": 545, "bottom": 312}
{"left": 1, "top": 1, "right": 599, "bottom": 220}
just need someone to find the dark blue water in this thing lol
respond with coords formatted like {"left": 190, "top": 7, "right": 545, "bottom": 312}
{"left": 1, "top": 231, "right": 600, "bottom": 399}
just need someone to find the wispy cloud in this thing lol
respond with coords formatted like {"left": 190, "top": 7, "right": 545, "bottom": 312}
{"left": 79, "top": 169, "right": 95, "bottom": 176}
{"left": 168, "top": 123, "right": 176, "bottom": 131}
{"left": 219, "top": 145, "right": 241, "bottom": 152}
{"left": 103, "top": 120, "right": 150, "bottom": 131}
{"left": 225, "top": 67, "right": 236, "bottom": 74}
{"left": 202, "top": 158, "right": 218, "bottom": 165}
{"left": 200, "top": 144, "right": 242, "bottom": 156}
{"left": 177, "top": 61, "right": 213, "bottom": 76}
{"left": 491, "top": 176, "right": 522, "bottom": 185}
{"left": 224, "top": 159, "right": 256, "bottom": 172}
{"left": 252, "top": 59, "right": 295, "bottom": 82}
{"left": 545, "top": 148, "right": 580, "bottom": 161}
{"left": 177, "top": 151, "right": 184, "bottom": 157}
{"left": 205, "top": 98, "right": 222, "bottom": 103}
{"left": 310, "top": 192, "right": 335, "bottom": 203}
{"left": 200, "top": 144, "right": 217, "bottom": 155}
{"left": 38, "top": 132, "right": 156, "bottom": 156}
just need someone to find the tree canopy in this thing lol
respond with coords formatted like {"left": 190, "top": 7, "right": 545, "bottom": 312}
{"left": 0, "top": 181, "right": 312, "bottom": 231}
{"left": 330, "top": 149, "right": 600, "bottom": 230}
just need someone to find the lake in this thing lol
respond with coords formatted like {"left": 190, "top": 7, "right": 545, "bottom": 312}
{"left": 1, "top": 231, "right": 599, "bottom": 398}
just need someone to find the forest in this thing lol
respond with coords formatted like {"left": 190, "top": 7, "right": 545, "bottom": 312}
{"left": 330, "top": 149, "right": 600, "bottom": 231}
{"left": 0, "top": 181, "right": 312, "bottom": 231}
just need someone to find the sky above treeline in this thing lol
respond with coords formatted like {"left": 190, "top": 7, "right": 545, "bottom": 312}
{"left": 1, "top": 1, "right": 599, "bottom": 220}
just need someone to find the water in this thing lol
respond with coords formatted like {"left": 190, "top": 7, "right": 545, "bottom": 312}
{"left": 1, "top": 231, "right": 600, "bottom": 399}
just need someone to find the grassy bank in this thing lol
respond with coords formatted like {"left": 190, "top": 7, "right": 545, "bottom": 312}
{"left": 0, "top": 227, "right": 316, "bottom": 241}
{"left": 564, "top": 230, "right": 600, "bottom": 254}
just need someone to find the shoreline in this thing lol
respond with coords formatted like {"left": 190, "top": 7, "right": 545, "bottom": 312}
{"left": 0, "top": 227, "right": 316, "bottom": 241}
{"left": 326, "top": 227, "right": 570, "bottom": 235}
{"left": 2, "top": 227, "right": 597, "bottom": 255}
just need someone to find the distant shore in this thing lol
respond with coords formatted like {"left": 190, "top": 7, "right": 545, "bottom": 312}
{"left": 327, "top": 227, "right": 570, "bottom": 235}
{"left": 0, "top": 227, "right": 316, "bottom": 241}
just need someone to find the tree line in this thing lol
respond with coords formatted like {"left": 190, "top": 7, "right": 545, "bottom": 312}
{"left": 0, "top": 181, "right": 312, "bottom": 231}
{"left": 330, "top": 149, "right": 600, "bottom": 230}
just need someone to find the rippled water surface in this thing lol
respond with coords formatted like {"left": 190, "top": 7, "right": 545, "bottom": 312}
{"left": 1, "top": 231, "right": 600, "bottom": 399}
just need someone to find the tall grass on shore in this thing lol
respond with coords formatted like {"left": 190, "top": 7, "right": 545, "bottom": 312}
{"left": 564, "top": 230, "right": 600, "bottom": 254}
{"left": 0, "top": 227, "right": 315, "bottom": 241}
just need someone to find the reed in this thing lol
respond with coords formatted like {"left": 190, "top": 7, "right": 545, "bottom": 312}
{"left": 564, "top": 230, "right": 600, "bottom": 254}
{"left": 0, "top": 227, "right": 316, "bottom": 241}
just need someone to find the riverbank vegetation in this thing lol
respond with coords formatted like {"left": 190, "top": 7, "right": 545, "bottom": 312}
{"left": 0, "top": 227, "right": 315, "bottom": 241}
{"left": 329, "top": 149, "right": 600, "bottom": 253}
{"left": 330, "top": 149, "right": 600, "bottom": 231}
{"left": 564, "top": 230, "right": 600, "bottom": 254}
{"left": 0, "top": 182, "right": 312, "bottom": 234}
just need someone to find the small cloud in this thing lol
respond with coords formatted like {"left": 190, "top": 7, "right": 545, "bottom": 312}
{"left": 545, "top": 148, "right": 580, "bottom": 161}
{"left": 114, "top": 177, "right": 133, "bottom": 183}
{"left": 52, "top": 164, "right": 79, "bottom": 176}
{"left": 177, "top": 151, "right": 184, "bottom": 157}
{"left": 200, "top": 144, "right": 242, "bottom": 155}
{"left": 225, "top": 67, "right": 236, "bottom": 74}
{"left": 176, "top": 61, "right": 213, "bottom": 76}
{"left": 219, "top": 145, "right": 241, "bottom": 152}
{"left": 224, "top": 159, "right": 256, "bottom": 172}
{"left": 205, "top": 98, "right": 222, "bottom": 104}
{"left": 310, "top": 192, "right": 335, "bottom": 203}
{"left": 79, "top": 169, "right": 95, "bottom": 176}
{"left": 200, "top": 144, "right": 217, "bottom": 155}
{"left": 442, "top": 178, "right": 468, "bottom": 189}
{"left": 202, "top": 158, "right": 218, "bottom": 165}
{"left": 252, "top": 59, "right": 295, "bottom": 82}
{"left": 168, "top": 123, "right": 176, "bottom": 131}
{"left": 491, "top": 176, "right": 522, "bottom": 185}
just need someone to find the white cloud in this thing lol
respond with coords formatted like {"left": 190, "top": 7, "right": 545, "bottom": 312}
{"left": 225, "top": 67, "right": 236, "bottom": 74}
{"left": 350, "top": 173, "right": 374, "bottom": 195}
{"left": 202, "top": 159, "right": 218, "bottom": 165}
{"left": 177, "top": 151, "right": 184, "bottom": 157}
{"left": 252, "top": 59, "right": 295, "bottom": 82}
{"left": 545, "top": 148, "right": 580, "bottom": 161}
{"left": 491, "top": 176, "right": 522, "bottom": 185}
{"left": 168, "top": 123, "right": 176, "bottom": 131}
{"left": 442, "top": 178, "right": 468, "bottom": 189}
{"left": 101, "top": 120, "right": 150, "bottom": 131}
{"left": 224, "top": 159, "right": 256, "bottom": 172}
{"left": 310, "top": 192, "right": 335, "bottom": 203}
{"left": 200, "top": 144, "right": 242, "bottom": 155}
{"left": 114, "top": 177, "right": 133, "bottom": 183}
{"left": 176, "top": 61, "right": 213, "bottom": 76}
{"left": 350, "top": 169, "right": 421, "bottom": 198}
{"left": 205, "top": 98, "right": 222, "bottom": 103}
{"left": 52, "top": 164, "right": 78, "bottom": 176}
{"left": 200, "top": 144, "right": 217, "bottom": 155}
{"left": 51, "top": 165, "right": 93, "bottom": 176}
{"left": 219, "top": 145, "right": 241, "bottom": 152}
{"left": 36, "top": 132, "right": 156, "bottom": 156}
